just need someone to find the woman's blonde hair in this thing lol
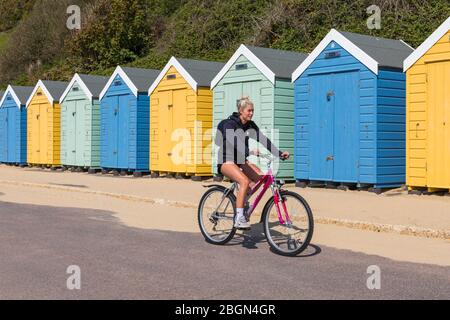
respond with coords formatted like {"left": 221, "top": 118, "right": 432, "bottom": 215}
{"left": 236, "top": 96, "right": 253, "bottom": 111}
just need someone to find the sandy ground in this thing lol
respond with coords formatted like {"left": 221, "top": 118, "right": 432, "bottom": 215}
{"left": 0, "top": 178, "right": 449, "bottom": 267}
{"left": 0, "top": 165, "right": 449, "bottom": 231}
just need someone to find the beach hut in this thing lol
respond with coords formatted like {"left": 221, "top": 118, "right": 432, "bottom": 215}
{"left": 26, "top": 80, "right": 69, "bottom": 167}
{"left": 59, "top": 73, "right": 109, "bottom": 172}
{"left": 148, "top": 57, "right": 225, "bottom": 179}
{"left": 403, "top": 17, "right": 450, "bottom": 192}
{"left": 210, "top": 45, "right": 308, "bottom": 179}
{"left": 0, "top": 85, "right": 33, "bottom": 164}
{"left": 99, "top": 66, "right": 160, "bottom": 175}
{"left": 0, "top": 90, "right": 5, "bottom": 162}
{"left": 292, "top": 29, "right": 414, "bottom": 191}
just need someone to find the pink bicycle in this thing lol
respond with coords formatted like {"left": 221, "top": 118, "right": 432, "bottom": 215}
{"left": 198, "top": 154, "right": 314, "bottom": 256}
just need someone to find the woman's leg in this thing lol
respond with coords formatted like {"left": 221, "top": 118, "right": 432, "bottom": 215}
{"left": 220, "top": 162, "right": 250, "bottom": 209}
{"left": 241, "top": 161, "right": 263, "bottom": 189}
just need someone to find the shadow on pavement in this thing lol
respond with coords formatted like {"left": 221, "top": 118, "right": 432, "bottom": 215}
{"left": 49, "top": 183, "right": 88, "bottom": 188}
{"left": 228, "top": 223, "right": 321, "bottom": 258}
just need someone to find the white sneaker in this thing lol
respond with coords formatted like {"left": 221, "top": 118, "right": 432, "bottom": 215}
{"left": 234, "top": 214, "right": 251, "bottom": 229}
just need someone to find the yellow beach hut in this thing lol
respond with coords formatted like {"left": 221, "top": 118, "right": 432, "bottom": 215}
{"left": 403, "top": 17, "right": 450, "bottom": 192}
{"left": 148, "top": 57, "right": 225, "bottom": 179}
{"left": 26, "top": 80, "right": 69, "bottom": 167}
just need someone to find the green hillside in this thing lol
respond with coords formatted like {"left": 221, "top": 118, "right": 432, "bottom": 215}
{"left": 0, "top": 0, "right": 449, "bottom": 89}
{"left": 0, "top": 32, "right": 11, "bottom": 52}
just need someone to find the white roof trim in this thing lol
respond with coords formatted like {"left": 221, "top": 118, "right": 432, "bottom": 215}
{"left": 26, "top": 80, "right": 55, "bottom": 108}
{"left": 210, "top": 44, "right": 276, "bottom": 89}
{"left": 292, "top": 29, "right": 379, "bottom": 82}
{"left": 399, "top": 39, "right": 414, "bottom": 50}
{"left": 0, "top": 85, "right": 22, "bottom": 109}
{"left": 60, "top": 73, "right": 93, "bottom": 103}
{"left": 403, "top": 16, "right": 450, "bottom": 71}
{"left": 99, "top": 66, "right": 139, "bottom": 100}
{"left": 148, "top": 57, "right": 198, "bottom": 95}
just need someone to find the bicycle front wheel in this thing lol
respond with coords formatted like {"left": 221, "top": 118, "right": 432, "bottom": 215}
{"left": 198, "top": 186, "right": 236, "bottom": 245}
{"left": 263, "top": 190, "right": 314, "bottom": 256}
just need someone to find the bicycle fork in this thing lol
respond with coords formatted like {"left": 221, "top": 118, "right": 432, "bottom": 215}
{"left": 273, "top": 188, "right": 292, "bottom": 226}
{"left": 273, "top": 187, "right": 299, "bottom": 249}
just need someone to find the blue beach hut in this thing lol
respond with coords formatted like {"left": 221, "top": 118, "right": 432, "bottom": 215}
{"left": 99, "top": 66, "right": 160, "bottom": 175}
{"left": 291, "top": 29, "right": 414, "bottom": 191}
{"left": 0, "top": 85, "right": 34, "bottom": 165}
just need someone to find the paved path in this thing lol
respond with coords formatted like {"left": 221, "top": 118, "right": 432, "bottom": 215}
{"left": 1, "top": 201, "right": 449, "bottom": 299}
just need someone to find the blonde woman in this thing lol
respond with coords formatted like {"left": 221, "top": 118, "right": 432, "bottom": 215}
{"left": 215, "top": 96, "right": 290, "bottom": 229}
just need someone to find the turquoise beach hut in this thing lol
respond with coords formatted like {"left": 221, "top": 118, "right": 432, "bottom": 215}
{"left": 59, "top": 73, "right": 109, "bottom": 172}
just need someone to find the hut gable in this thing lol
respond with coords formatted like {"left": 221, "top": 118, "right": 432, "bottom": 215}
{"left": 404, "top": 16, "right": 450, "bottom": 71}
{"left": 148, "top": 57, "right": 225, "bottom": 94}
{"left": 212, "top": 44, "right": 308, "bottom": 88}
{"left": 99, "top": 66, "right": 160, "bottom": 100}
{"left": 60, "top": 73, "right": 109, "bottom": 103}
{"left": 292, "top": 29, "right": 413, "bottom": 81}
{"left": 0, "top": 85, "right": 33, "bottom": 108}
{"left": 26, "top": 80, "right": 69, "bottom": 107}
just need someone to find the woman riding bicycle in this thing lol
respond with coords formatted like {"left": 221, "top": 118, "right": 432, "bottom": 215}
{"left": 215, "top": 96, "right": 290, "bottom": 229}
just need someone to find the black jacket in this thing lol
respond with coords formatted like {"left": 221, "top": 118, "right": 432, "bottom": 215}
{"left": 215, "top": 112, "right": 282, "bottom": 165}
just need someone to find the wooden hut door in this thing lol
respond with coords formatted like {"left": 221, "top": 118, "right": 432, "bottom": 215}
{"left": 427, "top": 60, "right": 450, "bottom": 187}
{"left": 242, "top": 81, "right": 262, "bottom": 167}
{"left": 106, "top": 96, "right": 119, "bottom": 168}
{"left": 33, "top": 104, "right": 43, "bottom": 163}
{"left": 75, "top": 101, "right": 86, "bottom": 166}
{"left": 7, "top": 106, "right": 16, "bottom": 162}
{"left": 222, "top": 81, "right": 263, "bottom": 167}
{"left": 309, "top": 72, "right": 359, "bottom": 182}
{"left": 171, "top": 89, "right": 188, "bottom": 173}
{"left": 0, "top": 107, "right": 7, "bottom": 161}
{"left": 332, "top": 71, "right": 359, "bottom": 183}
{"left": 66, "top": 102, "right": 77, "bottom": 165}
{"left": 117, "top": 95, "right": 130, "bottom": 169}
{"left": 28, "top": 107, "right": 35, "bottom": 162}
{"left": 309, "top": 74, "right": 334, "bottom": 181}
{"left": 222, "top": 83, "right": 242, "bottom": 165}
{"left": 158, "top": 90, "right": 173, "bottom": 172}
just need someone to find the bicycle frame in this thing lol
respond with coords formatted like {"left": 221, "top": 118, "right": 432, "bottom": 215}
{"left": 206, "top": 156, "right": 292, "bottom": 226}
{"left": 244, "top": 166, "right": 292, "bottom": 225}
{"left": 200, "top": 155, "right": 313, "bottom": 255}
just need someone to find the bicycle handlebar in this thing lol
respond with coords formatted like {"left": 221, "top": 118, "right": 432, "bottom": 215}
{"left": 257, "top": 153, "right": 287, "bottom": 161}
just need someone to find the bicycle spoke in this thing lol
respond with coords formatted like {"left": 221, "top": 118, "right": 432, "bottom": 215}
{"left": 198, "top": 188, "right": 236, "bottom": 244}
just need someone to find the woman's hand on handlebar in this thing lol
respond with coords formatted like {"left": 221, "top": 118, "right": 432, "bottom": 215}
{"left": 280, "top": 151, "right": 290, "bottom": 160}
{"left": 251, "top": 150, "right": 289, "bottom": 160}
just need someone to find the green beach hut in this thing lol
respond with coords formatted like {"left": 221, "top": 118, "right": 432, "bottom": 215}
{"left": 210, "top": 44, "right": 308, "bottom": 179}
{"left": 59, "top": 73, "right": 109, "bottom": 172}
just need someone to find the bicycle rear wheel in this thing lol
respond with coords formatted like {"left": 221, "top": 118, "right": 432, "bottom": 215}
{"left": 263, "top": 190, "right": 314, "bottom": 256}
{"left": 198, "top": 186, "right": 236, "bottom": 245}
